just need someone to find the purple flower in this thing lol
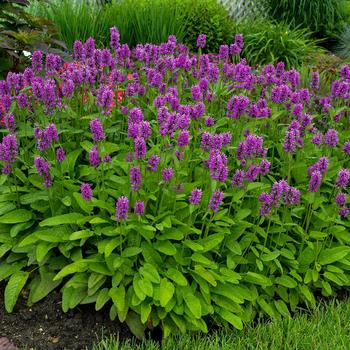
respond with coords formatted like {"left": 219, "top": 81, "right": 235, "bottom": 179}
{"left": 339, "top": 207, "right": 350, "bottom": 218}
{"left": 178, "top": 130, "right": 190, "bottom": 148}
{"left": 56, "top": 147, "right": 66, "bottom": 162}
{"left": 311, "top": 133, "right": 323, "bottom": 146}
{"left": 284, "top": 186, "right": 301, "bottom": 205}
{"left": 134, "top": 137, "right": 147, "bottom": 159}
{"left": 208, "top": 190, "right": 224, "bottom": 213}
{"left": 245, "top": 164, "right": 260, "bottom": 182}
{"left": 89, "top": 146, "right": 101, "bottom": 167}
{"left": 90, "top": 118, "right": 105, "bottom": 143}
{"left": 310, "top": 71, "right": 319, "bottom": 90}
{"left": 134, "top": 200, "right": 145, "bottom": 215}
{"left": 189, "top": 188, "right": 202, "bottom": 205}
{"left": 103, "top": 155, "right": 112, "bottom": 163}
{"left": 32, "top": 51, "right": 43, "bottom": 72}
{"left": 162, "top": 167, "right": 174, "bottom": 182}
{"left": 259, "top": 159, "right": 271, "bottom": 175}
{"left": 336, "top": 168, "right": 350, "bottom": 189}
{"left": 116, "top": 196, "right": 129, "bottom": 222}
{"left": 4, "top": 113, "right": 15, "bottom": 132}
{"left": 336, "top": 193, "right": 347, "bottom": 207}
{"left": 130, "top": 166, "right": 142, "bottom": 192}
{"left": 34, "top": 156, "right": 52, "bottom": 188}
{"left": 227, "top": 95, "right": 250, "bottom": 119}
{"left": 283, "top": 129, "right": 299, "bottom": 153}
{"left": 232, "top": 169, "right": 245, "bottom": 188}
{"left": 110, "top": 27, "right": 120, "bottom": 50}
{"left": 196, "top": 34, "right": 207, "bottom": 48}
{"left": 191, "top": 85, "right": 203, "bottom": 101}
{"left": 343, "top": 141, "right": 350, "bottom": 155}
{"left": 148, "top": 155, "right": 160, "bottom": 172}
{"left": 271, "top": 180, "right": 288, "bottom": 207}
{"left": 323, "top": 129, "right": 338, "bottom": 148}
{"left": 0, "top": 134, "right": 18, "bottom": 173}
{"left": 73, "top": 40, "right": 85, "bottom": 61}
{"left": 308, "top": 170, "right": 322, "bottom": 192}
{"left": 205, "top": 117, "right": 215, "bottom": 127}
{"left": 80, "top": 183, "right": 93, "bottom": 201}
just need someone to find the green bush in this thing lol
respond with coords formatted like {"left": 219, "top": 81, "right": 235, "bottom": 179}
{"left": 265, "top": 0, "right": 344, "bottom": 40}
{"left": 177, "top": 0, "right": 234, "bottom": 53}
{"left": 236, "top": 20, "right": 323, "bottom": 69}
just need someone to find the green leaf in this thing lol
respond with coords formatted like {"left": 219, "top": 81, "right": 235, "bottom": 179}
{"left": 154, "top": 241, "right": 177, "bottom": 255}
{"left": 274, "top": 300, "right": 290, "bottom": 317}
{"left": 109, "top": 285, "right": 125, "bottom": 312}
{"left": 0, "top": 243, "right": 12, "bottom": 258}
{"left": 275, "top": 275, "right": 297, "bottom": 288}
{"left": 139, "top": 263, "right": 160, "bottom": 284}
{"left": 0, "top": 209, "right": 32, "bottom": 224}
{"left": 235, "top": 209, "right": 251, "bottom": 221}
{"left": 10, "top": 221, "right": 34, "bottom": 238}
{"left": 141, "top": 302, "right": 152, "bottom": 324}
{"left": 217, "top": 308, "right": 243, "bottom": 329}
{"left": 166, "top": 268, "right": 188, "bottom": 286}
{"left": 53, "top": 261, "right": 88, "bottom": 281}
{"left": 96, "top": 288, "right": 110, "bottom": 311}
{"left": 40, "top": 213, "right": 85, "bottom": 227}
{"left": 261, "top": 250, "right": 280, "bottom": 261}
{"left": 200, "top": 233, "right": 225, "bottom": 252}
{"left": 5, "top": 271, "right": 29, "bottom": 312}
{"left": 318, "top": 247, "right": 350, "bottom": 265}
{"left": 193, "top": 265, "right": 217, "bottom": 286}
{"left": 244, "top": 272, "right": 273, "bottom": 287}
{"left": 184, "top": 294, "right": 201, "bottom": 319}
{"left": 159, "top": 278, "right": 175, "bottom": 307}
{"left": 125, "top": 311, "right": 146, "bottom": 339}
{"left": 28, "top": 270, "right": 61, "bottom": 304}
{"left": 121, "top": 247, "right": 142, "bottom": 258}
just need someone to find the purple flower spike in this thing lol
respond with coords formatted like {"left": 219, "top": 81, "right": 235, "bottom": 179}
{"left": 56, "top": 147, "right": 66, "bottom": 162}
{"left": 134, "top": 200, "right": 145, "bottom": 215}
{"left": 336, "top": 193, "right": 347, "bottom": 207}
{"left": 308, "top": 170, "right": 322, "bottom": 192}
{"left": 336, "top": 168, "right": 350, "bottom": 189}
{"left": 81, "top": 183, "right": 93, "bottom": 201}
{"left": 130, "top": 166, "right": 142, "bottom": 192}
{"left": 162, "top": 168, "right": 174, "bottom": 182}
{"left": 116, "top": 196, "right": 129, "bottom": 222}
{"left": 189, "top": 188, "right": 202, "bottom": 205}
{"left": 208, "top": 189, "right": 224, "bottom": 213}
{"left": 196, "top": 34, "right": 207, "bottom": 48}
{"left": 90, "top": 118, "right": 105, "bottom": 143}
{"left": 89, "top": 146, "right": 101, "bottom": 167}
{"left": 339, "top": 207, "right": 350, "bottom": 218}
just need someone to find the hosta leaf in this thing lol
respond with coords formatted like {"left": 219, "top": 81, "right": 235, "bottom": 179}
{"left": 200, "top": 233, "right": 225, "bottom": 252}
{"left": 140, "top": 302, "right": 152, "bottom": 324}
{"left": 244, "top": 272, "right": 273, "bottom": 287}
{"left": 121, "top": 247, "right": 142, "bottom": 258}
{"left": 5, "top": 271, "right": 29, "bottom": 312}
{"left": 0, "top": 209, "right": 32, "bottom": 224}
{"left": 193, "top": 265, "right": 217, "bottom": 286}
{"left": 109, "top": 285, "right": 125, "bottom": 312}
{"left": 28, "top": 271, "right": 61, "bottom": 304}
{"left": 139, "top": 263, "right": 160, "bottom": 284}
{"left": 53, "top": 260, "right": 89, "bottom": 281}
{"left": 10, "top": 221, "right": 34, "bottom": 238}
{"left": 154, "top": 241, "right": 177, "bottom": 255}
{"left": 159, "top": 278, "right": 175, "bottom": 307}
{"left": 274, "top": 300, "right": 290, "bottom": 317}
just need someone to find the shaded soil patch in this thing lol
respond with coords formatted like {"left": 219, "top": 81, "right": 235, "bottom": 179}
{"left": 0, "top": 285, "right": 131, "bottom": 350}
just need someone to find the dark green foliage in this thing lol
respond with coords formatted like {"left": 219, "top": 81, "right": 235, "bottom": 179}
{"left": 236, "top": 20, "right": 323, "bottom": 68}
{"left": 0, "top": 0, "right": 66, "bottom": 78}
{"left": 177, "top": 0, "right": 234, "bottom": 53}
{"left": 265, "top": 0, "right": 344, "bottom": 40}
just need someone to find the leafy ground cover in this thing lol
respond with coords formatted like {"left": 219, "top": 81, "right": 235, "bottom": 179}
{"left": 1, "top": 28, "right": 350, "bottom": 339}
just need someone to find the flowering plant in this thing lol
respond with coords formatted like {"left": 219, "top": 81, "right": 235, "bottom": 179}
{"left": 1, "top": 28, "right": 350, "bottom": 336}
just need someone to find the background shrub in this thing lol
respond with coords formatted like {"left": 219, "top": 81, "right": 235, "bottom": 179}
{"left": 235, "top": 20, "right": 323, "bottom": 69}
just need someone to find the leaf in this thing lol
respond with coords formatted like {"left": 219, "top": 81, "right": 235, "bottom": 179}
{"left": 193, "top": 265, "right": 217, "bottom": 286}
{"left": 235, "top": 209, "right": 251, "bottom": 221}
{"left": 53, "top": 261, "right": 88, "bottom": 281}
{"left": 40, "top": 213, "right": 85, "bottom": 227}
{"left": 184, "top": 294, "right": 201, "bottom": 319}
{"left": 166, "top": 268, "right": 188, "bottom": 286}
{"left": 0, "top": 209, "right": 32, "bottom": 224}
{"left": 183, "top": 240, "right": 204, "bottom": 251}
{"left": 159, "top": 278, "right": 175, "bottom": 307}
{"left": 96, "top": 288, "right": 110, "bottom": 311}
{"left": 109, "top": 285, "right": 125, "bottom": 312}
{"left": 257, "top": 297, "right": 276, "bottom": 318}
{"left": 139, "top": 263, "right": 160, "bottom": 284}
{"left": 140, "top": 302, "right": 152, "bottom": 324}
{"left": 261, "top": 250, "right": 280, "bottom": 261}
{"left": 125, "top": 311, "right": 146, "bottom": 339}
{"left": 28, "top": 271, "right": 61, "bottom": 304}
{"left": 274, "top": 300, "right": 290, "bottom": 317}
{"left": 5, "top": 271, "right": 29, "bottom": 312}
{"left": 244, "top": 272, "right": 273, "bottom": 287}
{"left": 121, "top": 247, "right": 142, "bottom": 258}
{"left": 154, "top": 241, "right": 177, "bottom": 255}
{"left": 275, "top": 275, "right": 297, "bottom": 288}
{"left": 200, "top": 233, "right": 225, "bottom": 252}
{"left": 217, "top": 308, "right": 243, "bottom": 329}
{"left": 318, "top": 247, "right": 350, "bottom": 265}
{"left": 0, "top": 243, "right": 12, "bottom": 258}
{"left": 10, "top": 221, "right": 34, "bottom": 238}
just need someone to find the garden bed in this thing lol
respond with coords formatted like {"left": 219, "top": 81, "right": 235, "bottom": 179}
{"left": 0, "top": 284, "right": 131, "bottom": 350}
